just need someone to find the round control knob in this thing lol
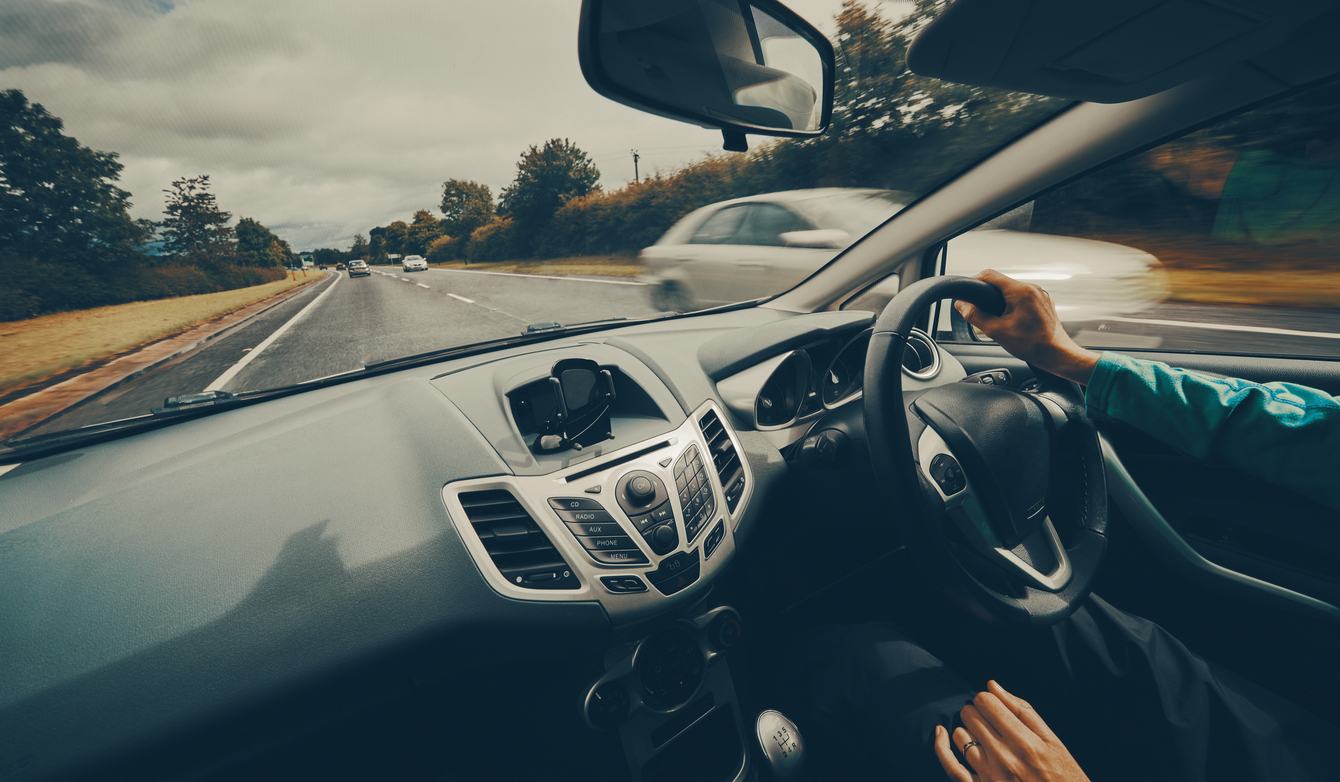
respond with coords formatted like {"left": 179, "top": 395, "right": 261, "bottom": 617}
{"left": 636, "top": 626, "right": 705, "bottom": 710}
{"left": 653, "top": 523, "right": 677, "bottom": 552}
{"left": 627, "top": 475, "right": 656, "bottom": 504}
{"left": 708, "top": 610, "right": 743, "bottom": 650}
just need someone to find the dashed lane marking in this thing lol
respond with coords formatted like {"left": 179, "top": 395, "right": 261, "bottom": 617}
{"left": 448, "top": 293, "right": 475, "bottom": 303}
{"left": 416, "top": 283, "right": 430, "bottom": 289}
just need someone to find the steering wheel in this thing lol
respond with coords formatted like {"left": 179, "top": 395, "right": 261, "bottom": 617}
{"left": 863, "top": 276, "right": 1108, "bottom": 627}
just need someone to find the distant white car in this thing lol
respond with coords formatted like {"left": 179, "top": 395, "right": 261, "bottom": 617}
{"left": 638, "top": 188, "right": 1169, "bottom": 322}
{"left": 402, "top": 255, "right": 428, "bottom": 272}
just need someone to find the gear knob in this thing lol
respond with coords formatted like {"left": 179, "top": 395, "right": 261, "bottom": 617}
{"left": 755, "top": 710, "right": 805, "bottom": 781}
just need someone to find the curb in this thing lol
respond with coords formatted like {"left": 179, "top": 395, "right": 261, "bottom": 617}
{"left": 0, "top": 273, "right": 333, "bottom": 442}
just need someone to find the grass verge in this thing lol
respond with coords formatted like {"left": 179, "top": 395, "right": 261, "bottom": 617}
{"left": 0, "top": 272, "right": 323, "bottom": 397}
{"left": 1165, "top": 269, "right": 1340, "bottom": 308}
{"left": 426, "top": 255, "right": 641, "bottom": 278}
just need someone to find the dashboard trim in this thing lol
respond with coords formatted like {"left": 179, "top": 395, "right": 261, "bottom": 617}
{"left": 442, "top": 400, "right": 751, "bottom": 621}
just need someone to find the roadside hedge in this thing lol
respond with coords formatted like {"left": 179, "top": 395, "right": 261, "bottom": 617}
{"left": 0, "top": 259, "right": 286, "bottom": 322}
{"left": 532, "top": 145, "right": 820, "bottom": 260}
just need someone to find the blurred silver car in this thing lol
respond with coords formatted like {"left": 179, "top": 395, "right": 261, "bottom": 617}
{"left": 638, "top": 188, "right": 1169, "bottom": 321}
{"left": 402, "top": 255, "right": 428, "bottom": 272}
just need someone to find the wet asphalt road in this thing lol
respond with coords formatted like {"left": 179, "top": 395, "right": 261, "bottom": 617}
{"left": 20, "top": 268, "right": 658, "bottom": 437}
{"left": 16, "top": 267, "right": 1340, "bottom": 439}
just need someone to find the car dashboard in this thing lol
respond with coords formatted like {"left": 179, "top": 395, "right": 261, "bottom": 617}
{"left": 0, "top": 305, "right": 970, "bottom": 781}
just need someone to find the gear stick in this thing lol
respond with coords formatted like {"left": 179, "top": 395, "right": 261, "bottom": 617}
{"left": 754, "top": 710, "right": 805, "bottom": 781}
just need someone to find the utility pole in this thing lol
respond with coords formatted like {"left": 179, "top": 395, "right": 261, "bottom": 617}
{"left": 632, "top": 150, "right": 640, "bottom": 182}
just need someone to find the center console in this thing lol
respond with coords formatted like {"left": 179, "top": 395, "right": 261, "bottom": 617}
{"left": 583, "top": 606, "right": 751, "bottom": 782}
{"left": 436, "top": 346, "right": 762, "bottom": 779}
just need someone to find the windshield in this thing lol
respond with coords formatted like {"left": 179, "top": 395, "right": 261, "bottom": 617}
{"left": 0, "top": 0, "right": 1065, "bottom": 447}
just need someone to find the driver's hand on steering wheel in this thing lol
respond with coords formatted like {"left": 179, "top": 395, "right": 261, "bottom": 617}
{"left": 953, "top": 270, "right": 1101, "bottom": 386}
{"left": 934, "top": 681, "right": 1091, "bottom": 782}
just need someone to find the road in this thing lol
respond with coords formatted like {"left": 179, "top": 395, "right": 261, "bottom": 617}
{"left": 18, "top": 268, "right": 657, "bottom": 438}
{"left": 15, "top": 267, "right": 1340, "bottom": 439}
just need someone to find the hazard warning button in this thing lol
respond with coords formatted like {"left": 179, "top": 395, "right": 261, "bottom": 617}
{"left": 647, "top": 548, "right": 701, "bottom": 596}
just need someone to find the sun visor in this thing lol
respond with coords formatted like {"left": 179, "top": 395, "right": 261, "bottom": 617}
{"left": 907, "top": 0, "right": 1340, "bottom": 103}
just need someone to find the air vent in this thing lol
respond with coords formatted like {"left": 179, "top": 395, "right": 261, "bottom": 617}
{"left": 698, "top": 409, "right": 746, "bottom": 513}
{"left": 901, "top": 329, "right": 941, "bottom": 379}
{"left": 457, "top": 489, "right": 578, "bottom": 590}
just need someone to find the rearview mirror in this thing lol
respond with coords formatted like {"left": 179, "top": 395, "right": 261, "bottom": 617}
{"left": 578, "top": 0, "right": 835, "bottom": 150}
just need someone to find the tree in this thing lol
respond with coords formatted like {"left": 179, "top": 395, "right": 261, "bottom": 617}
{"left": 440, "top": 179, "right": 495, "bottom": 240}
{"left": 160, "top": 175, "right": 235, "bottom": 266}
{"left": 310, "top": 247, "right": 345, "bottom": 267}
{"left": 0, "top": 89, "right": 149, "bottom": 268}
{"left": 235, "top": 217, "right": 291, "bottom": 267}
{"left": 406, "top": 209, "right": 444, "bottom": 255}
{"left": 499, "top": 138, "right": 600, "bottom": 252}
{"left": 348, "top": 233, "right": 369, "bottom": 261}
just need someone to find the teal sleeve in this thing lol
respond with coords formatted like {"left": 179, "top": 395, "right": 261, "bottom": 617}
{"left": 1085, "top": 352, "right": 1340, "bottom": 511}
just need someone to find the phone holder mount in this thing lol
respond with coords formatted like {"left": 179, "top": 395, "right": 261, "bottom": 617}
{"left": 534, "top": 358, "right": 617, "bottom": 453}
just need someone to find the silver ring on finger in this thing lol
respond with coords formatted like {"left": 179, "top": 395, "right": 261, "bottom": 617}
{"left": 961, "top": 740, "right": 981, "bottom": 754}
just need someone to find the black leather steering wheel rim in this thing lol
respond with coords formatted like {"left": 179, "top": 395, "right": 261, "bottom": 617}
{"left": 863, "top": 275, "right": 1108, "bottom": 627}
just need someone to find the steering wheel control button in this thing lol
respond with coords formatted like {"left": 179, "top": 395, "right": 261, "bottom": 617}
{"left": 703, "top": 520, "right": 725, "bottom": 560}
{"left": 549, "top": 497, "right": 605, "bottom": 511}
{"left": 588, "top": 548, "right": 649, "bottom": 565}
{"left": 583, "top": 485, "right": 602, "bottom": 494}
{"left": 964, "top": 369, "right": 1011, "bottom": 386}
{"left": 599, "top": 575, "right": 647, "bottom": 594}
{"left": 647, "top": 548, "right": 701, "bottom": 595}
{"left": 929, "top": 454, "right": 966, "bottom": 496}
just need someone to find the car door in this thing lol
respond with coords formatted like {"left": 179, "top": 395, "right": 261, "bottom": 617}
{"left": 714, "top": 202, "right": 830, "bottom": 302}
{"left": 927, "top": 79, "right": 1340, "bottom": 715}
{"left": 672, "top": 204, "right": 752, "bottom": 307}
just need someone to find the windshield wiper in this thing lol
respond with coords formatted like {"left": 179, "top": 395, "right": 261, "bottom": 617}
{"left": 151, "top": 389, "right": 242, "bottom": 416}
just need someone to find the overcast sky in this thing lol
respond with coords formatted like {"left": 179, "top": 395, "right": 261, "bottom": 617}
{"left": 2, "top": 0, "right": 873, "bottom": 251}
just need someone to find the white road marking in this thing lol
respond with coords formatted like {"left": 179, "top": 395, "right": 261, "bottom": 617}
{"left": 447, "top": 293, "right": 475, "bottom": 303}
{"left": 428, "top": 267, "right": 645, "bottom": 286}
{"left": 416, "top": 283, "right": 430, "bottom": 289}
{"left": 1107, "top": 316, "right": 1340, "bottom": 340}
{"left": 204, "top": 274, "right": 341, "bottom": 392}
{"left": 401, "top": 277, "right": 411, "bottom": 282}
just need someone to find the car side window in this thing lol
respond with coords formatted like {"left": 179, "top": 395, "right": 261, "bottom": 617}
{"left": 689, "top": 206, "right": 748, "bottom": 245}
{"left": 735, "top": 203, "right": 813, "bottom": 247}
{"left": 935, "top": 79, "right": 1340, "bottom": 358}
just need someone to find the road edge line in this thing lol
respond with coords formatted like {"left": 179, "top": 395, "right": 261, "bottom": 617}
{"left": 204, "top": 272, "right": 342, "bottom": 392}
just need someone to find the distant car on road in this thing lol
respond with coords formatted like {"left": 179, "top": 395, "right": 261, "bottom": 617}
{"left": 336, "top": 262, "right": 346, "bottom": 270}
{"left": 402, "top": 255, "right": 428, "bottom": 272}
{"left": 638, "top": 188, "right": 1169, "bottom": 323}
{"left": 348, "top": 260, "right": 370, "bottom": 278}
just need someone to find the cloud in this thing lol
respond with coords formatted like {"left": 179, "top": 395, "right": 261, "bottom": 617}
{"left": 2, "top": 0, "right": 844, "bottom": 250}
